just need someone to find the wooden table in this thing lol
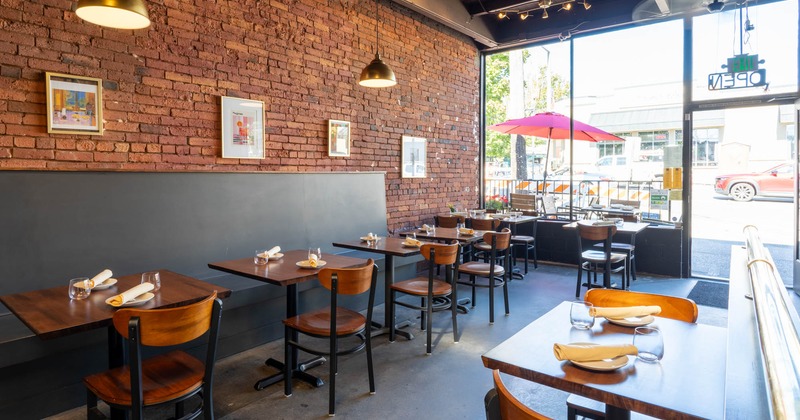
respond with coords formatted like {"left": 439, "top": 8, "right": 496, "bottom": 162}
{"left": 581, "top": 206, "right": 641, "bottom": 219}
{"left": 482, "top": 301, "right": 726, "bottom": 420}
{"left": 332, "top": 237, "right": 427, "bottom": 340}
{"left": 409, "top": 227, "right": 488, "bottom": 245}
{"left": 208, "top": 249, "right": 367, "bottom": 391}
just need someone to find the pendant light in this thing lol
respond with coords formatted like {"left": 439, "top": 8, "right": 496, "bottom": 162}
{"left": 359, "top": 0, "right": 396, "bottom": 88}
{"left": 76, "top": 0, "right": 151, "bottom": 30}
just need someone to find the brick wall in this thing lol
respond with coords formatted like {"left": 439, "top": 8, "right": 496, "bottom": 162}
{"left": 0, "top": 0, "right": 481, "bottom": 231}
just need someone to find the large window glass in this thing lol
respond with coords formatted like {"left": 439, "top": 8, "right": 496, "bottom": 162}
{"left": 693, "top": 0, "right": 798, "bottom": 101}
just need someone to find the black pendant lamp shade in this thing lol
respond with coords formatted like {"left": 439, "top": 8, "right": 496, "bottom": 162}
{"left": 359, "top": 0, "right": 396, "bottom": 88}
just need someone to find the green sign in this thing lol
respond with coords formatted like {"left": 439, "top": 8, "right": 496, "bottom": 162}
{"left": 650, "top": 189, "right": 668, "bottom": 210}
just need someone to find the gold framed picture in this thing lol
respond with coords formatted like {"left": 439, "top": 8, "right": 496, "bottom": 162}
{"left": 45, "top": 72, "right": 103, "bottom": 135}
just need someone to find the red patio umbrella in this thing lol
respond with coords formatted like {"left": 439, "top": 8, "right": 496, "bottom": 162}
{"left": 488, "top": 112, "right": 624, "bottom": 184}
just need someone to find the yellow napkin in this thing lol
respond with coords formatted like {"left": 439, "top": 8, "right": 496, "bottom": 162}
{"left": 309, "top": 254, "right": 319, "bottom": 268}
{"left": 89, "top": 269, "right": 113, "bottom": 289}
{"left": 404, "top": 238, "right": 422, "bottom": 246}
{"left": 107, "top": 282, "right": 154, "bottom": 307}
{"left": 590, "top": 306, "right": 661, "bottom": 319}
{"left": 458, "top": 228, "right": 475, "bottom": 235}
{"left": 553, "top": 343, "right": 638, "bottom": 362}
{"left": 421, "top": 224, "right": 433, "bottom": 231}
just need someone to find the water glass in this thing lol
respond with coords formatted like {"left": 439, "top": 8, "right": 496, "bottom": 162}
{"left": 141, "top": 271, "right": 161, "bottom": 292}
{"left": 410, "top": 232, "right": 417, "bottom": 240}
{"left": 254, "top": 249, "right": 268, "bottom": 265}
{"left": 68, "top": 277, "right": 92, "bottom": 300}
{"left": 308, "top": 247, "right": 322, "bottom": 261}
{"left": 634, "top": 326, "right": 664, "bottom": 362}
{"left": 569, "top": 301, "right": 595, "bottom": 330}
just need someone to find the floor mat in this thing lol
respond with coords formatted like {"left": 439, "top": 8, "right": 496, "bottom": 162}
{"left": 687, "top": 281, "right": 729, "bottom": 309}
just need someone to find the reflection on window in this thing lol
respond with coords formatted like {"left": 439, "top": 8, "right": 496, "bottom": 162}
{"left": 693, "top": 128, "right": 720, "bottom": 166}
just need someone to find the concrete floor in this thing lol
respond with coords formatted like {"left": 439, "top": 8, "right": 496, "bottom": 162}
{"left": 48, "top": 263, "right": 729, "bottom": 420}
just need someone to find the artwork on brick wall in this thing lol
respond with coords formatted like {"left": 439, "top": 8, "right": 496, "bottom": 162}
{"left": 45, "top": 72, "right": 103, "bottom": 135}
{"left": 401, "top": 135, "right": 426, "bottom": 178}
{"left": 221, "top": 96, "right": 265, "bottom": 159}
{"left": 328, "top": 120, "right": 351, "bottom": 157}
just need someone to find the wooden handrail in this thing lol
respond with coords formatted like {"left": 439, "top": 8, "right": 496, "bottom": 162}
{"left": 743, "top": 225, "right": 800, "bottom": 420}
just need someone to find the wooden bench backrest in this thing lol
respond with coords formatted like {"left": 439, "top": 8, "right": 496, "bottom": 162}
{"left": 511, "top": 193, "right": 538, "bottom": 212}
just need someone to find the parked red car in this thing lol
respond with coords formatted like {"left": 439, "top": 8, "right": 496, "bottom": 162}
{"left": 714, "top": 163, "right": 795, "bottom": 202}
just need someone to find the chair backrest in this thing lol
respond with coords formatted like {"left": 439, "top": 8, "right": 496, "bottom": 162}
{"left": 576, "top": 222, "right": 616, "bottom": 241}
{"left": 318, "top": 259, "right": 377, "bottom": 296}
{"left": 484, "top": 228, "right": 512, "bottom": 251}
{"left": 436, "top": 214, "right": 466, "bottom": 228}
{"left": 541, "top": 195, "right": 557, "bottom": 215}
{"left": 471, "top": 218, "right": 502, "bottom": 232}
{"left": 510, "top": 193, "right": 537, "bottom": 212}
{"left": 491, "top": 370, "right": 551, "bottom": 420}
{"left": 610, "top": 199, "right": 640, "bottom": 208}
{"left": 585, "top": 289, "right": 698, "bottom": 323}
{"left": 420, "top": 243, "right": 460, "bottom": 265}
{"left": 113, "top": 292, "right": 220, "bottom": 347}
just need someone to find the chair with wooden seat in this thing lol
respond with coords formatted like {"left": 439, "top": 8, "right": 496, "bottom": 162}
{"left": 485, "top": 370, "right": 551, "bottom": 420}
{"left": 509, "top": 219, "right": 537, "bottom": 274}
{"left": 566, "top": 289, "right": 698, "bottom": 420}
{"left": 83, "top": 292, "right": 222, "bottom": 420}
{"left": 603, "top": 200, "right": 641, "bottom": 282}
{"left": 435, "top": 214, "right": 466, "bottom": 228}
{"left": 389, "top": 242, "right": 460, "bottom": 354}
{"left": 510, "top": 193, "right": 538, "bottom": 214}
{"left": 458, "top": 228, "right": 511, "bottom": 324}
{"left": 470, "top": 218, "right": 502, "bottom": 261}
{"left": 575, "top": 222, "right": 627, "bottom": 298}
{"left": 284, "top": 260, "right": 378, "bottom": 416}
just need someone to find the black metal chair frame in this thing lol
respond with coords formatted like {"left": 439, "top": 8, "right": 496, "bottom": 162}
{"left": 575, "top": 224, "right": 627, "bottom": 298}
{"left": 457, "top": 230, "right": 511, "bottom": 324}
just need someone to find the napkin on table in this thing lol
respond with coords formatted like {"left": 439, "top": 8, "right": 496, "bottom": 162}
{"left": 107, "top": 282, "right": 154, "bottom": 307}
{"left": 589, "top": 306, "right": 661, "bottom": 319}
{"left": 309, "top": 253, "right": 319, "bottom": 268}
{"left": 458, "top": 228, "right": 475, "bottom": 235}
{"left": 404, "top": 238, "right": 422, "bottom": 246}
{"left": 365, "top": 232, "right": 377, "bottom": 240}
{"left": 553, "top": 343, "right": 638, "bottom": 362}
{"left": 257, "top": 246, "right": 281, "bottom": 258}
{"left": 89, "top": 269, "right": 113, "bottom": 289}
{"left": 421, "top": 224, "right": 432, "bottom": 231}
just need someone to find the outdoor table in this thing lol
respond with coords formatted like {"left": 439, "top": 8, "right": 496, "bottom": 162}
{"left": 482, "top": 301, "right": 726, "bottom": 420}
{"left": 208, "top": 249, "right": 366, "bottom": 391}
{"left": 332, "top": 237, "right": 427, "bottom": 340}
{"left": 0, "top": 270, "right": 229, "bottom": 420}
{"left": 581, "top": 206, "right": 641, "bottom": 220}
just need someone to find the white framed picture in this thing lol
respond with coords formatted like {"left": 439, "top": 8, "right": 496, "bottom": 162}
{"left": 401, "top": 136, "right": 426, "bottom": 178}
{"left": 221, "top": 96, "right": 265, "bottom": 159}
{"left": 328, "top": 120, "right": 350, "bottom": 157}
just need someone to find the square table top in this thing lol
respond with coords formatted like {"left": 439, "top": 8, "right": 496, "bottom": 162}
{"left": 332, "top": 237, "right": 428, "bottom": 257}
{"left": 406, "top": 227, "right": 489, "bottom": 244}
{"left": 208, "top": 249, "right": 368, "bottom": 287}
{"left": 475, "top": 214, "right": 540, "bottom": 225}
{"left": 0, "top": 270, "right": 230, "bottom": 340}
{"left": 482, "top": 301, "right": 726, "bottom": 420}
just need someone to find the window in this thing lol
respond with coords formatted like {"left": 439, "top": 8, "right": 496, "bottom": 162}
{"left": 640, "top": 131, "right": 669, "bottom": 151}
{"left": 692, "top": 128, "right": 720, "bottom": 166}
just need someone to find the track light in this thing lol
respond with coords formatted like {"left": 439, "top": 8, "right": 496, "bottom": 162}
{"left": 542, "top": 8, "right": 549, "bottom": 18}
{"left": 561, "top": 2, "right": 573, "bottom": 11}
{"left": 519, "top": 11, "right": 529, "bottom": 20}
{"left": 497, "top": 11, "right": 507, "bottom": 19}
{"left": 582, "top": 0, "right": 591, "bottom": 10}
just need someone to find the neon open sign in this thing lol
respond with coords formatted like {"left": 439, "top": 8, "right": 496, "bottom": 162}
{"left": 708, "top": 54, "right": 768, "bottom": 91}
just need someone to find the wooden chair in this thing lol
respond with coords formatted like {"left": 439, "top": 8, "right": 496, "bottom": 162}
{"left": 510, "top": 193, "right": 537, "bottom": 213}
{"left": 458, "top": 228, "right": 511, "bottom": 324}
{"left": 485, "top": 370, "right": 551, "bottom": 420}
{"left": 575, "top": 223, "right": 627, "bottom": 298}
{"left": 603, "top": 200, "right": 641, "bottom": 282}
{"left": 284, "top": 260, "right": 378, "bottom": 416}
{"left": 510, "top": 219, "right": 537, "bottom": 274}
{"left": 470, "top": 218, "right": 502, "bottom": 261}
{"left": 566, "top": 289, "right": 698, "bottom": 420}
{"left": 389, "top": 243, "right": 460, "bottom": 354}
{"left": 83, "top": 292, "right": 222, "bottom": 420}
{"left": 435, "top": 214, "right": 466, "bottom": 228}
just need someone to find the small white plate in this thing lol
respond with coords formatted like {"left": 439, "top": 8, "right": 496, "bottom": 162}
{"left": 605, "top": 315, "right": 655, "bottom": 327}
{"left": 92, "top": 278, "right": 118, "bottom": 290}
{"left": 571, "top": 355, "right": 629, "bottom": 371}
{"left": 621, "top": 206, "right": 635, "bottom": 211}
{"left": 610, "top": 204, "right": 623, "bottom": 209}
{"left": 268, "top": 253, "right": 284, "bottom": 261}
{"left": 105, "top": 292, "right": 155, "bottom": 308}
{"left": 296, "top": 260, "right": 327, "bottom": 269}
{"left": 360, "top": 236, "right": 379, "bottom": 242}
{"left": 590, "top": 204, "right": 604, "bottom": 209}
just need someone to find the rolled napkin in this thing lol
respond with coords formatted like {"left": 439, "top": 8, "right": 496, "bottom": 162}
{"left": 592, "top": 220, "right": 616, "bottom": 226}
{"left": 89, "top": 269, "right": 113, "bottom": 289}
{"left": 309, "top": 253, "right": 319, "bottom": 268}
{"left": 365, "top": 232, "right": 377, "bottom": 240}
{"left": 404, "top": 238, "right": 422, "bottom": 246}
{"left": 421, "top": 224, "right": 433, "bottom": 231}
{"left": 590, "top": 305, "right": 661, "bottom": 319}
{"left": 257, "top": 246, "right": 282, "bottom": 259}
{"left": 458, "top": 227, "right": 475, "bottom": 235}
{"left": 553, "top": 342, "right": 638, "bottom": 362}
{"left": 107, "top": 282, "right": 155, "bottom": 307}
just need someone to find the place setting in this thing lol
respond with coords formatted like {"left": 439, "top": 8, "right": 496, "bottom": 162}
{"left": 255, "top": 246, "right": 283, "bottom": 265}
{"left": 456, "top": 222, "right": 475, "bottom": 237}
{"left": 360, "top": 232, "right": 381, "bottom": 246}
{"left": 297, "top": 247, "right": 326, "bottom": 269}
{"left": 552, "top": 301, "right": 665, "bottom": 372}
{"left": 104, "top": 271, "right": 162, "bottom": 308}
{"left": 67, "top": 269, "right": 118, "bottom": 301}
{"left": 402, "top": 232, "right": 423, "bottom": 248}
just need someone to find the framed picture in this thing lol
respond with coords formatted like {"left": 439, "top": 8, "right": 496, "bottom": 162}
{"left": 328, "top": 120, "right": 351, "bottom": 157}
{"left": 401, "top": 135, "right": 427, "bottom": 178}
{"left": 45, "top": 72, "right": 103, "bottom": 135}
{"left": 221, "top": 96, "right": 265, "bottom": 159}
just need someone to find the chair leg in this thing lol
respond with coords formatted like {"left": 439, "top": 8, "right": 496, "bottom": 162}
{"left": 389, "top": 289, "right": 396, "bottom": 342}
{"left": 451, "top": 290, "right": 459, "bottom": 343}
{"left": 203, "top": 384, "right": 214, "bottom": 420}
{"left": 426, "top": 297, "right": 433, "bottom": 355}
{"left": 284, "top": 325, "right": 293, "bottom": 397}
{"left": 366, "top": 327, "right": 375, "bottom": 394}
{"left": 489, "top": 274, "right": 495, "bottom": 324}
{"left": 176, "top": 401, "right": 185, "bottom": 418}
{"left": 502, "top": 278, "right": 510, "bottom": 316}
{"left": 471, "top": 275, "right": 476, "bottom": 308}
{"left": 420, "top": 297, "right": 427, "bottom": 331}
{"left": 631, "top": 255, "right": 637, "bottom": 281}
{"left": 575, "top": 265, "right": 583, "bottom": 298}
{"left": 533, "top": 242, "right": 538, "bottom": 269}
{"left": 86, "top": 390, "right": 99, "bottom": 420}
{"left": 329, "top": 333, "right": 337, "bottom": 416}
{"left": 523, "top": 246, "right": 529, "bottom": 274}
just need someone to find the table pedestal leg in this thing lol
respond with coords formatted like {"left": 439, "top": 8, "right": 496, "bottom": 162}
{"left": 605, "top": 405, "right": 631, "bottom": 420}
{"left": 371, "top": 254, "right": 414, "bottom": 340}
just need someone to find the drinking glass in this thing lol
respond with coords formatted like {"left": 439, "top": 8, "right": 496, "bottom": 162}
{"left": 634, "top": 326, "right": 664, "bottom": 362}
{"left": 410, "top": 232, "right": 417, "bottom": 240}
{"left": 254, "top": 249, "right": 268, "bottom": 265}
{"left": 141, "top": 271, "right": 161, "bottom": 292}
{"left": 308, "top": 247, "right": 322, "bottom": 262}
{"left": 569, "top": 301, "right": 595, "bottom": 330}
{"left": 68, "top": 277, "right": 91, "bottom": 300}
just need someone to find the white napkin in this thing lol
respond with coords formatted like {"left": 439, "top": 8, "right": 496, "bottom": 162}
{"left": 107, "top": 283, "right": 154, "bottom": 307}
{"left": 590, "top": 306, "right": 661, "bottom": 319}
{"left": 89, "top": 269, "right": 113, "bottom": 289}
{"left": 553, "top": 343, "right": 638, "bottom": 362}
{"left": 458, "top": 227, "right": 475, "bottom": 235}
{"left": 421, "top": 224, "right": 432, "bottom": 231}
{"left": 258, "top": 246, "right": 281, "bottom": 258}
{"left": 308, "top": 253, "right": 319, "bottom": 268}
{"left": 365, "top": 232, "right": 377, "bottom": 240}
{"left": 404, "top": 238, "right": 422, "bottom": 246}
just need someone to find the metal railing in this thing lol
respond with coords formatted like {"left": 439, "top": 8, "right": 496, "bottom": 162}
{"left": 484, "top": 177, "right": 667, "bottom": 220}
{"left": 743, "top": 225, "right": 800, "bottom": 420}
